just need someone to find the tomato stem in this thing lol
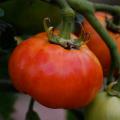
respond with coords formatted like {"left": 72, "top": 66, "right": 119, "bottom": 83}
{"left": 43, "top": 0, "right": 83, "bottom": 49}
{"left": 42, "top": 0, "right": 120, "bottom": 68}
{"left": 28, "top": 98, "right": 35, "bottom": 112}
{"left": 67, "top": 0, "right": 120, "bottom": 69}
{"left": 93, "top": 3, "right": 120, "bottom": 15}
{"left": 85, "top": 14, "right": 120, "bottom": 71}
{"left": 25, "top": 98, "right": 40, "bottom": 120}
{"left": 106, "top": 17, "right": 120, "bottom": 33}
{"left": 94, "top": 3, "right": 120, "bottom": 32}
{"left": 56, "top": 0, "right": 75, "bottom": 39}
{"left": 107, "top": 63, "right": 114, "bottom": 85}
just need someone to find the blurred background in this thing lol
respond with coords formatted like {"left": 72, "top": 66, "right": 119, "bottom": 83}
{"left": 91, "top": 0, "right": 120, "bottom": 4}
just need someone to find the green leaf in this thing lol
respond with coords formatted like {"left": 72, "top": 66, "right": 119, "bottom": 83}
{"left": 26, "top": 110, "right": 40, "bottom": 120}
{"left": 0, "top": 92, "right": 17, "bottom": 120}
{"left": 66, "top": 110, "right": 77, "bottom": 120}
{"left": 0, "top": 0, "right": 60, "bottom": 34}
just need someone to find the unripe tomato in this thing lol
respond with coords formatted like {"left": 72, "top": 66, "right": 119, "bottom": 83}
{"left": 83, "top": 12, "right": 120, "bottom": 75}
{"left": 85, "top": 91, "right": 120, "bottom": 120}
{"left": 8, "top": 32, "right": 103, "bottom": 109}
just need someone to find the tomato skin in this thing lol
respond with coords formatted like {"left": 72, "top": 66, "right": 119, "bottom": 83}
{"left": 85, "top": 91, "right": 120, "bottom": 120}
{"left": 83, "top": 12, "right": 120, "bottom": 75}
{"left": 8, "top": 32, "right": 103, "bottom": 109}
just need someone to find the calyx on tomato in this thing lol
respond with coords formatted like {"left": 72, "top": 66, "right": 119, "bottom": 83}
{"left": 43, "top": 18, "right": 83, "bottom": 50}
{"left": 46, "top": 27, "right": 81, "bottom": 49}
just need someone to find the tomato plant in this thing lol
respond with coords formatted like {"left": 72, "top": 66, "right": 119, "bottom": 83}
{"left": 1, "top": 0, "right": 120, "bottom": 119}
{"left": 83, "top": 12, "right": 120, "bottom": 75}
{"left": 8, "top": 32, "right": 103, "bottom": 109}
{"left": 85, "top": 91, "right": 120, "bottom": 120}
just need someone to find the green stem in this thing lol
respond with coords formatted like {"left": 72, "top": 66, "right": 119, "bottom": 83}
{"left": 42, "top": 0, "right": 82, "bottom": 49}
{"left": 67, "top": 0, "right": 94, "bottom": 14}
{"left": 67, "top": 0, "right": 120, "bottom": 70}
{"left": 28, "top": 98, "right": 35, "bottom": 112}
{"left": 42, "top": 0, "right": 120, "bottom": 70}
{"left": 94, "top": 3, "right": 120, "bottom": 27}
{"left": 107, "top": 62, "right": 114, "bottom": 85}
{"left": 56, "top": 0, "right": 70, "bottom": 8}
{"left": 60, "top": 15, "right": 74, "bottom": 39}
{"left": 94, "top": 3, "right": 120, "bottom": 14}
{"left": 85, "top": 14, "right": 120, "bottom": 70}
{"left": 25, "top": 98, "right": 40, "bottom": 120}
{"left": 56, "top": 0, "right": 75, "bottom": 39}
{"left": 106, "top": 16, "right": 120, "bottom": 33}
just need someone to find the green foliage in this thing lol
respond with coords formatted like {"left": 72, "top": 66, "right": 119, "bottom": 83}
{"left": 0, "top": 16, "right": 17, "bottom": 120}
{"left": 0, "top": 20, "right": 16, "bottom": 78}
{"left": 0, "top": 0, "right": 61, "bottom": 35}
{"left": 66, "top": 111, "right": 77, "bottom": 120}
{"left": 0, "top": 92, "right": 17, "bottom": 120}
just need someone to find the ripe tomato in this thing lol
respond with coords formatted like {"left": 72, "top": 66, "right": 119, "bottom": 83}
{"left": 8, "top": 32, "right": 103, "bottom": 109}
{"left": 85, "top": 91, "right": 120, "bottom": 120}
{"left": 83, "top": 12, "right": 120, "bottom": 75}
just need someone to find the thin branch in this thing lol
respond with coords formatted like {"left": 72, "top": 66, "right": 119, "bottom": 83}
{"left": 94, "top": 3, "right": 120, "bottom": 14}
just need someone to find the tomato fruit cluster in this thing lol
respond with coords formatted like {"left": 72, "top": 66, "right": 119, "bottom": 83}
{"left": 8, "top": 32, "right": 103, "bottom": 109}
{"left": 83, "top": 12, "right": 120, "bottom": 75}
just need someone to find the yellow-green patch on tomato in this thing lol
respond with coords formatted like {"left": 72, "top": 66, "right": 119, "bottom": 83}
{"left": 85, "top": 91, "right": 120, "bottom": 120}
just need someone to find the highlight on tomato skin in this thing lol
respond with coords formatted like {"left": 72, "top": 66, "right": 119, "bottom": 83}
{"left": 8, "top": 32, "right": 103, "bottom": 109}
{"left": 83, "top": 12, "right": 120, "bottom": 76}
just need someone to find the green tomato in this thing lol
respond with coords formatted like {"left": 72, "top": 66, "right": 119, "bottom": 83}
{"left": 85, "top": 91, "right": 120, "bottom": 120}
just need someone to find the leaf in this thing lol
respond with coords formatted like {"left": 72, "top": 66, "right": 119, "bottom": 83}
{"left": 0, "top": 92, "right": 17, "bottom": 120}
{"left": 66, "top": 110, "right": 85, "bottom": 120}
{"left": 0, "top": 0, "right": 60, "bottom": 34}
{"left": 66, "top": 110, "right": 77, "bottom": 120}
{"left": 25, "top": 110, "right": 40, "bottom": 120}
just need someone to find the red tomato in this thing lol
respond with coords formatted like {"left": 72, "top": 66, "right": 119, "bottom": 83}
{"left": 8, "top": 32, "right": 103, "bottom": 109}
{"left": 83, "top": 12, "right": 120, "bottom": 75}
